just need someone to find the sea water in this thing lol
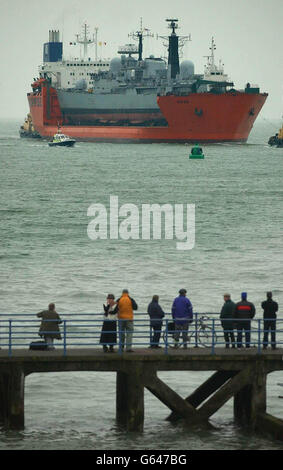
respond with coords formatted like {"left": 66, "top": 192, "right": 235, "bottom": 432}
{"left": 0, "top": 119, "right": 282, "bottom": 450}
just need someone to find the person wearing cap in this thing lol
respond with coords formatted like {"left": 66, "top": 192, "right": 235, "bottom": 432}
{"left": 116, "top": 289, "right": 138, "bottom": 352}
{"left": 262, "top": 292, "right": 278, "bottom": 350}
{"left": 234, "top": 292, "right": 256, "bottom": 348}
{"left": 171, "top": 289, "right": 193, "bottom": 348}
{"left": 100, "top": 294, "right": 118, "bottom": 352}
{"left": 220, "top": 293, "right": 236, "bottom": 348}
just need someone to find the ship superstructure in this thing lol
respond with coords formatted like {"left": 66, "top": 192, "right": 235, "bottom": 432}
{"left": 27, "top": 18, "right": 268, "bottom": 143}
{"left": 39, "top": 26, "right": 110, "bottom": 90}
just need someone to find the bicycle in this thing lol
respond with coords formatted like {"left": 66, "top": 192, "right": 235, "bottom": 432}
{"left": 162, "top": 315, "right": 218, "bottom": 348}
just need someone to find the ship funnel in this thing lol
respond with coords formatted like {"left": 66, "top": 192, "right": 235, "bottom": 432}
{"left": 44, "top": 30, "right": 62, "bottom": 62}
{"left": 49, "top": 30, "right": 60, "bottom": 42}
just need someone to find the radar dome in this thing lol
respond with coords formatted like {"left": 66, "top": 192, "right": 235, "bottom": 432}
{"left": 144, "top": 58, "right": 166, "bottom": 78}
{"left": 110, "top": 57, "right": 122, "bottom": 74}
{"left": 180, "top": 60, "right": 195, "bottom": 79}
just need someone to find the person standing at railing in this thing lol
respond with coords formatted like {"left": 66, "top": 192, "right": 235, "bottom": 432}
{"left": 116, "top": 289, "right": 138, "bottom": 352}
{"left": 220, "top": 293, "right": 236, "bottom": 348}
{"left": 37, "top": 303, "right": 62, "bottom": 350}
{"left": 147, "top": 295, "right": 165, "bottom": 348}
{"left": 234, "top": 292, "right": 256, "bottom": 348}
{"left": 100, "top": 294, "right": 118, "bottom": 353}
{"left": 262, "top": 291, "right": 278, "bottom": 350}
{"left": 171, "top": 289, "right": 193, "bottom": 349}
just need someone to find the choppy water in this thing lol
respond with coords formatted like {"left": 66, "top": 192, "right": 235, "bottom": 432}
{"left": 0, "top": 118, "right": 283, "bottom": 450}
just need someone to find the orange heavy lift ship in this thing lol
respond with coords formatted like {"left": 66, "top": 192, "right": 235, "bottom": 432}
{"left": 27, "top": 19, "right": 268, "bottom": 143}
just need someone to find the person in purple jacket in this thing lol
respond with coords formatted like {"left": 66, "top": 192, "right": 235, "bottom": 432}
{"left": 171, "top": 289, "right": 193, "bottom": 348}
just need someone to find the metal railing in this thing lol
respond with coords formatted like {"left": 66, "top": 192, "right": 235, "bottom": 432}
{"left": 0, "top": 313, "right": 282, "bottom": 356}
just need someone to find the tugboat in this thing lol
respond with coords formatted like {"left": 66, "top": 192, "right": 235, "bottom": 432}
{"left": 48, "top": 129, "right": 76, "bottom": 147}
{"left": 19, "top": 113, "right": 41, "bottom": 138}
{"left": 268, "top": 123, "right": 283, "bottom": 147}
{"left": 189, "top": 144, "right": 204, "bottom": 159}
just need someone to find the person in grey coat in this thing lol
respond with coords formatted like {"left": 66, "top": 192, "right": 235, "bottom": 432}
{"left": 37, "top": 303, "right": 62, "bottom": 350}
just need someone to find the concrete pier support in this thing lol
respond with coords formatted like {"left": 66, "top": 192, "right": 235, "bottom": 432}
{"left": 256, "top": 413, "right": 283, "bottom": 441}
{"left": 144, "top": 371, "right": 203, "bottom": 425}
{"left": 116, "top": 368, "right": 144, "bottom": 432}
{"left": 0, "top": 368, "right": 25, "bottom": 429}
{"left": 0, "top": 348, "right": 283, "bottom": 437}
{"left": 167, "top": 370, "right": 238, "bottom": 422}
{"left": 234, "top": 363, "right": 266, "bottom": 427}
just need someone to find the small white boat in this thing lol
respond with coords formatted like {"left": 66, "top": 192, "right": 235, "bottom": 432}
{"left": 48, "top": 132, "right": 76, "bottom": 147}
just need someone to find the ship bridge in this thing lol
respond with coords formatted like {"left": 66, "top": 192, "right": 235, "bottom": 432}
{"left": 40, "top": 27, "right": 110, "bottom": 89}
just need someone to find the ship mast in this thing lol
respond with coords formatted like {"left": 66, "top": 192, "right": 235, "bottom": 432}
{"left": 204, "top": 37, "right": 226, "bottom": 80}
{"left": 204, "top": 37, "right": 217, "bottom": 74}
{"left": 75, "top": 23, "right": 95, "bottom": 60}
{"left": 128, "top": 18, "right": 154, "bottom": 61}
{"left": 167, "top": 19, "right": 179, "bottom": 79}
{"left": 158, "top": 19, "right": 191, "bottom": 80}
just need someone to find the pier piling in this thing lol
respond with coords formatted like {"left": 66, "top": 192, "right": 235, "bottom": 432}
{"left": 0, "top": 367, "right": 25, "bottom": 429}
{"left": 116, "top": 366, "right": 144, "bottom": 432}
{"left": 234, "top": 362, "right": 267, "bottom": 427}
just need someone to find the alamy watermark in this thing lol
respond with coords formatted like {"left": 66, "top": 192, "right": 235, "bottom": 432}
{"left": 87, "top": 196, "right": 195, "bottom": 250}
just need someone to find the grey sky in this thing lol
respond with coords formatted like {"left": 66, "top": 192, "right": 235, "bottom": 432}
{"left": 0, "top": 0, "right": 282, "bottom": 119}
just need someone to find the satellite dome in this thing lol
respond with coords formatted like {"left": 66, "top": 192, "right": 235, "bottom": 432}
{"left": 144, "top": 57, "right": 166, "bottom": 78}
{"left": 110, "top": 57, "right": 122, "bottom": 74}
{"left": 180, "top": 60, "right": 195, "bottom": 79}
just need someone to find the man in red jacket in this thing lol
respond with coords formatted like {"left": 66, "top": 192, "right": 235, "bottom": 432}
{"left": 234, "top": 292, "right": 256, "bottom": 348}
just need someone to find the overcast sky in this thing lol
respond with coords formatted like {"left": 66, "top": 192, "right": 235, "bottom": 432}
{"left": 0, "top": 0, "right": 282, "bottom": 120}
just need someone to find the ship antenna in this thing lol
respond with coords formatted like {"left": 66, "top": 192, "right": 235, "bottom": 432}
{"left": 75, "top": 22, "right": 95, "bottom": 60}
{"left": 128, "top": 18, "right": 154, "bottom": 61}
{"left": 166, "top": 18, "right": 179, "bottom": 35}
{"left": 94, "top": 27, "right": 98, "bottom": 61}
{"left": 209, "top": 37, "right": 216, "bottom": 68}
{"left": 204, "top": 37, "right": 225, "bottom": 76}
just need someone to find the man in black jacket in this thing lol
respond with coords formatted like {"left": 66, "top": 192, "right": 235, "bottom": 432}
{"left": 234, "top": 292, "right": 256, "bottom": 348}
{"left": 262, "top": 292, "right": 278, "bottom": 350}
{"left": 220, "top": 293, "right": 236, "bottom": 348}
{"left": 147, "top": 295, "right": 165, "bottom": 348}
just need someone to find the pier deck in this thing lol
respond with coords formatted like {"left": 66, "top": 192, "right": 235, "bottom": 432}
{"left": 0, "top": 346, "right": 283, "bottom": 367}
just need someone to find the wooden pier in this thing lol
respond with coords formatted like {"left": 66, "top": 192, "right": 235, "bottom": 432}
{"left": 0, "top": 347, "right": 283, "bottom": 441}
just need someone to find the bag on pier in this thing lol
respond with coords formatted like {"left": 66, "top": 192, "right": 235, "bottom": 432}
{"left": 29, "top": 341, "right": 48, "bottom": 351}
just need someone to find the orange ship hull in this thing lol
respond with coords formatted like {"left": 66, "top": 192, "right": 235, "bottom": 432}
{"left": 27, "top": 82, "right": 267, "bottom": 143}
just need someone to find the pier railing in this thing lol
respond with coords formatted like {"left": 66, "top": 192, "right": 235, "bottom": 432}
{"left": 0, "top": 313, "right": 281, "bottom": 356}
